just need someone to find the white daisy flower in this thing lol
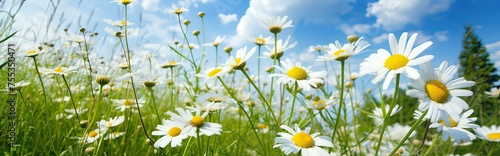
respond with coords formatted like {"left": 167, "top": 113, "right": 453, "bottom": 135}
{"left": 269, "top": 58, "right": 327, "bottom": 91}
{"left": 196, "top": 66, "right": 231, "bottom": 82}
{"left": 263, "top": 35, "right": 297, "bottom": 60}
{"left": 80, "top": 128, "right": 107, "bottom": 144}
{"left": 406, "top": 61, "right": 475, "bottom": 123}
{"left": 316, "top": 37, "right": 370, "bottom": 61}
{"left": 262, "top": 15, "right": 293, "bottom": 34}
{"left": 104, "top": 132, "right": 125, "bottom": 140}
{"left": 66, "top": 34, "right": 85, "bottom": 43}
{"left": 98, "top": 116, "right": 125, "bottom": 129}
{"left": 166, "top": 5, "right": 189, "bottom": 15}
{"left": 485, "top": 86, "right": 500, "bottom": 97}
{"left": 274, "top": 124, "right": 333, "bottom": 156}
{"left": 307, "top": 45, "right": 326, "bottom": 53}
{"left": 41, "top": 66, "right": 78, "bottom": 76}
{"left": 252, "top": 34, "right": 273, "bottom": 46}
{"left": 359, "top": 32, "right": 434, "bottom": 90}
{"left": 225, "top": 46, "right": 256, "bottom": 70}
{"left": 167, "top": 108, "right": 222, "bottom": 137}
{"left": 103, "top": 18, "right": 134, "bottom": 27}
{"left": 430, "top": 109, "right": 478, "bottom": 143}
{"left": 25, "top": 49, "right": 45, "bottom": 57}
{"left": 305, "top": 97, "right": 332, "bottom": 111}
{"left": 474, "top": 125, "right": 500, "bottom": 142}
{"left": 113, "top": 99, "right": 145, "bottom": 112}
{"left": 159, "top": 61, "right": 184, "bottom": 69}
{"left": 203, "top": 36, "right": 225, "bottom": 47}
{"left": 151, "top": 119, "right": 189, "bottom": 148}
{"left": 369, "top": 104, "right": 402, "bottom": 125}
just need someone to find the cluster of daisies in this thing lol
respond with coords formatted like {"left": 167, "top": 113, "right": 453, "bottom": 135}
{"left": 80, "top": 116, "right": 126, "bottom": 144}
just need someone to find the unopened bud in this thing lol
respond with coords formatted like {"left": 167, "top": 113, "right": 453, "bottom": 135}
{"left": 96, "top": 75, "right": 110, "bottom": 86}
{"left": 347, "top": 35, "right": 359, "bottom": 43}
{"left": 193, "top": 30, "right": 200, "bottom": 36}
{"left": 198, "top": 12, "right": 205, "bottom": 18}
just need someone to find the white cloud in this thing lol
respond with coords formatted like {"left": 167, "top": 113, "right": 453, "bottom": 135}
{"left": 366, "top": 0, "right": 452, "bottom": 31}
{"left": 340, "top": 24, "right": 372, "bottom": 35}
{"left": 142, "top": 0, "right": 160, "bottom": 11}
{"left": 486, "top": 41, "right": 500, "bottom": 50}
{"left": 228, "top": 0, "right": 354, "bottom": 47}
{"left": 372, "top": 34, "right": 388, "bottom": 44}
{"left": 434, "top": 30, "right": 448, "bottom": 41}
{"left": 218, "top": 13, "right": 238, "bottom": 24}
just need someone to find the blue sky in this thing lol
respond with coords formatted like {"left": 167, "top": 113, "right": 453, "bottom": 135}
{"left": 10, "top": 0, "right": 500, "bottom": 90}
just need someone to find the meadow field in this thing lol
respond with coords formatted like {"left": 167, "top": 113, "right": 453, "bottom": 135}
{"left": 1, "top": 0, "right": 500, "bottom": 155}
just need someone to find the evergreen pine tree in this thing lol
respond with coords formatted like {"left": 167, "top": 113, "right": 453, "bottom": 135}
{"left": 458, "top": 25, "right": 500, "bottom": 117}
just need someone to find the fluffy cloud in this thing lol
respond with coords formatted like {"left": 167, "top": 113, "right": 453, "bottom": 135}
{"left": 218, "top": 13, "right": 238, "bottom": 24}
{"left": 434, "top": 30, "right": 448, "bottom": 41}
{"left": 487, "top": 41, "right": 500, "bottom": 60}
{"left": 372, "top": 34, "right": 388, "bottom": 44}
{"left": 486, "top": 41, "right": 500, "bottom": 50}
{"left": 340, "top": 24, "right": 372, "bottom": 35}
{"left": 228, "top": 0, "right": 355, "bottom": 47}
{"left": 366, "top": 0, "right": 452, "bottom": 31}
{"left": 142, "top": 0, "right": 160, "bottom": 11}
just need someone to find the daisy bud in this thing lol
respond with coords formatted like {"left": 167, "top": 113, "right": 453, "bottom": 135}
{"left": 80, "top": 27, "right": 86, "bottom": 33}
{"left": 96, "top": 75, "right": 110, "bottom": 86}
{"left": 347, "top": 35, "right": 359, "bottom": 43}
{"left": 263, "top": 82, "right": 268, "bottom": 86}
{"left": 85, "top": 147, "right": 95, "bottom": 153}
{"left": 146, "top": 138, "right": 153, "bottom": 145}
{"left": 174, "top": 40, "right": 179, "bottom": 45}
{"left": 345, "top": 81, "right": 353, "bottom": 88}
{"left": 122, "top": 0, "right": 131, "bottom": 5}
{"left": 183, "top": 20, "right": 190, "bottom": 26}
{"left": 64, "top": 28, "right": 68, "bottom": 32}
{"left": 80, "top": 120, "right": 89, "bottom": 128}
{"left": 38, "top": 46, "right": 43, "bottom": 51}
{"left": 313, "top": 96, "right": 321, "bottom": 101}
{"left": 143, "top": 80, "right": 156, "bottom": 88}
{"left": 224, "top": 46, "right": 232, "bottom": 54}
{"left": 305, "top": 94, "right": 313, "bottom": 100}
{"left": 193, "top": 30, "right": 200, "bottom": 36}
{"left": 115, "top": 31, "right": 122, "bottom": 38}
{"left": 198, "top": 12, "right": 205, "bottom": 18}
{"left": 165, "top": 79, "right": 173, "bottom": 86}
{"left": 265, "top": 66, "right": 274, "bottom": 73}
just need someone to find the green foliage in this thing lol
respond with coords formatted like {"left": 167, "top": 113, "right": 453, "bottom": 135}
{"left": 458, "top": 25, "right": 500, "bottom": 117}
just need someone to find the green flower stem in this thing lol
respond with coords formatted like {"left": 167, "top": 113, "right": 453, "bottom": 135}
{"left": 31, "top": 57, "right": 48, "bottom": 112}
{"left": 487, "top": 142, "right": 500, "bottom": 156}
{"left": 240, "top": 69, "right": 278, "bottom": 124}
{"left": 423, "top": 134, "right": 439, "bottom": 156}
{"left": 287, "top": 82, "right": 299, "bottom": 125}
{"left": 182, "top": 137, "right": 193, "bottom": 156}
{"left": 121, "top": 108, "right": 133, "bottom": 155}
{"left": 389, "top": 110, "right": 428, "bottom": 155}
{"left": 61, "top": 75, "right": 80, "bottom": 122}
{"left": 257, "top": 45, "right": 262, "bottom": 89}
{"left": 148, "top": 87, "right": 161, "bottom": 123}
{"left": 332, "top": 60, "right": 346, "bottom": 143}
{"left": 124, "top": 5, "right": 155, "bottom": 145}
{"left": 417, "top": 119, "right": 431, "bottom": 155}
{"left": 268, "top": 32, "right": 278, "bottom": 120}
{"left": 80, "top": 33, "right": 95, "bottom": 100}
{"left": 215, "top": 46, "right": 219, "bottom": 67}
{"left": 217, "top": 76, "right": 267, "bottom": 156}
{"left": 375, "top": 74, "right": 401, "bottom": 156}
{"left": 197, "top": 130, "right": 202, "bottom": 156}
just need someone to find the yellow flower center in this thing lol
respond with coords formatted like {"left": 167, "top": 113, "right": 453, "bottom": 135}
{"left": 333, "top": 49, "right": 346, "bottom": 56}
{"left": 168, "top": 61, "right": 177, "bottom": 65}
{"left": 121, "top": 0, "right": 131, "bottom": 5}
{"left": 439, "top": 116, "right": 458, "bottom": 127}
{"left": 425, "top": 80, "right": 450, "bottom": 103}
{"left": 257, "top": 123, "right": 267, "bottom": 129}
{"left": 207, "top": 96, "right": 226, "bottom": 103}
{"left": 255, "top": 38, "right": 266, "bottom": 45}
{"left": 174, "top": 8, "right": 183, "bottom": 14}
{"left": 123, "top": 100, "right": 135, "bottom": 106}
{"left": 287, "top": 67, "right": 308, "bottom": 80}
{"left": 54, "top": 67, "right": 64, "bottom": 73}
{"left": 191, "top": 116, "right": 204, "bottom": 128}
{"left": 235, "top": 58, "right": 242, "bottom": 65}
{"left": 208, "top": 68, "right": 223, "bottom": 77}
{"left": 486, "top": 133, "right": 500, "bottom": 140}
{"left": 113, "top": 132, "right": 121, "bottom": 136}
{"left": 107, "top": 122, "right": 113, "bottom": 127}
{"left": 292, "top": 132, "right": 314, "bottom": 148}
{"left": 384, "top": 54, "right": 409, "bottom": 70}
{"left": 27, "top": 50, "right": 37, "bottom": 55}
{"left": 89, "top": 131, "right": 98, "bottom": 138}
{"left": 168, "top": 127, "right": 182, "bottom": 137}
{"left": 269, "top": 26, "right": 282, "bottom": 34}
{"left": 313, "top": 100, "right": 327, "bottom": 110}
{"left": 119, "top": 21, "right": 126, "bottom": 26}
